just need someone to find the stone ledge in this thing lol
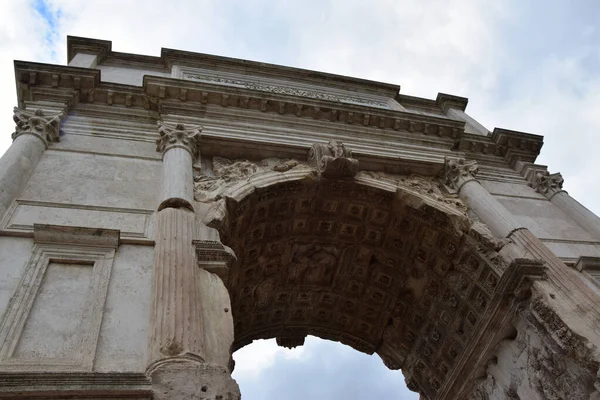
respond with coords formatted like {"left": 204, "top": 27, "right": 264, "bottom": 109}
{"left": 0, "top": 372, "right": 151, "bottom": 398}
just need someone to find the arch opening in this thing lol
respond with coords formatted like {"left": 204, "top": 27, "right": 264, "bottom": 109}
{"left": 206, "top": 170, "right": 513, "bottom": 399}
{"left": 232, "top": 336, "right": 415, "bottom": 399}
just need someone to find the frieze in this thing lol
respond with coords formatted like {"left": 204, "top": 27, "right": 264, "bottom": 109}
{"left": 183, "top": 74, "right": 391, "bottom": 109}
{"left": 12, "top": 107, "right": 63, "bottom": 147}
{"left": 530, "top": 295, "right": 590, "bottom": 360}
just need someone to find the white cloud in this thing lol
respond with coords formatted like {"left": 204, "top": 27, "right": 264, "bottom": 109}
{"left": 232, "top": 338, "right": 306, "bottom": 380}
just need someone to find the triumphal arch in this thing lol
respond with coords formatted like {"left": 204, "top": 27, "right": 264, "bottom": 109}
{"left": 0, "top": 36, "right": 599, "bottom": 399}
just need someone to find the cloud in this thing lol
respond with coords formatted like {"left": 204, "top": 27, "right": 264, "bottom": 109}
{"left": 233, "top": 337, "right": 414, "bottom": 400}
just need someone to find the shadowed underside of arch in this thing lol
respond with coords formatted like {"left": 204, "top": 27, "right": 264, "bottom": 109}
{"left": 203, "top": 167, "right": 541, "bottom": 399}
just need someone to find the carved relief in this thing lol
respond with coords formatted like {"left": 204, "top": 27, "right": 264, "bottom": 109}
{"left": 211, "top": 177, "right": 523, "bottom": 399}
{"left": 194, "top": 157, "right": 308, "bottom": 202}
{"left": 12, "top": 107, "right": 63, "bottom": 146}
{"left": 156, "top": 121, "right": 202, "bottom": 158}
{"left": 183, "top": 73, "right": 391, "bottom": 109}
{"left": 360, "top": 171, "right": 468, "bottom": 214}
{"left": 442, "top": 157, "right": 479, "bottom": 192}
{"left": 530, "top": 172, "right": 564, "bottom": 195}
{"left": 308, "top": 140, "right": 359, "bottom": 178}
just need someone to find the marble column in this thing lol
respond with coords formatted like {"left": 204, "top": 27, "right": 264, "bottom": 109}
{"left": 148, "top": 121, "right": 240, "bottom": 400}
{"left": 442, "top": 157, "right": 522, "bottom": 237}
{"left": 148, "top": 121, "right": 203, "bottom": 365}
{"left": 530, "top": 171, "right": 600, "bottom": 240}
{"left": 0, "top": 107, "right": 63, "bottom": 220}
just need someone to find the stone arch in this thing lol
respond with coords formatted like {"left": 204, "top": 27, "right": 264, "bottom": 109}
{"left": 198, "top": 161, "right": 540, "bottom": 399}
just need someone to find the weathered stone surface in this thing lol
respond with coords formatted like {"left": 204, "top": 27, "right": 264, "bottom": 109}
{"left": 1, "top": 35, "right": 600, "bottom": 400}
{"left": 149, "top": 360, "right": 240, "bottom": 400}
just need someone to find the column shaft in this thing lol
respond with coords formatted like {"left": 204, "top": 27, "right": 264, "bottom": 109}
{"left": 159, "top": 148, "right": 194, "bottom": 211}
{"left": 458, "top": 180, "right": 522, "bottom": 237}
{"left": 0, "top": 134, "right": 45, "bottom": 219}
{"left": 149, "top": 207, "right": 204, "bottom": 363}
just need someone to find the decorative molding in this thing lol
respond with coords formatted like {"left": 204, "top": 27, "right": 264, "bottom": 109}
{"left": 156, "top": 120, "right": 202, "bottom": 159}
{"left": 33, "top": 223, "right": 119, "bottom": 247}
{"left": 12, "top": 107, "right": 63, "bottom": 147}
{"left": 357, "top": 171, "right": 468, "bottom": 215}
{"left": 0, "top": 200, "right": 154, "bottom": 245}
{"left": 193, "top": 240, "right": 236, "bottom": 281}
{"left": 530, "top": 171, "right": 564, "bottom": 196}
{"left": 0, "top": 371, "right": 151, "bottom": 398}
{"left": 183, "top": 73, "right": 391, "bottom": 109}
{"left": 0, "top": 239, "right": 116, "bottom": 371}
{"left": 442, "top": 157, "right": 479, "bottom": 193}
{"left": 307, "top": 140, "right": 359, "bottom": 178}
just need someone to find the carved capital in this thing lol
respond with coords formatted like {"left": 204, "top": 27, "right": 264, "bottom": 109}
{"left": 308, "top": 140, "right": 359, "bottom": 178}
{"left": 530, "top": 171, "right": 564, "bottom": 197}
{"left": 156, "top": 121, "right": 202, "bottom": 159}
{"left": 443, "top": 157, "right": 479, "bottom": 193}
{"left": 12, "top": 107, "right": 63, "bottom": 147}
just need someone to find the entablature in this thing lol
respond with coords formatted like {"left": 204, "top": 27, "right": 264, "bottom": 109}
{"left": 14, "top": 37, "right": 547, "bottom": 174}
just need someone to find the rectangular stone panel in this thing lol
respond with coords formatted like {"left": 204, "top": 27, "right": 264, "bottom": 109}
{"left": 14, "top": 261, "right": 93, "bottom": 360}
{"left": 0, "top": 243, "right": 116, "bottom": 371}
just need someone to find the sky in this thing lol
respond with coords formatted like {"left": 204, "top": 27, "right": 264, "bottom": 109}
{"left": 1, "top": 0, "right": 599, "bottom": 399}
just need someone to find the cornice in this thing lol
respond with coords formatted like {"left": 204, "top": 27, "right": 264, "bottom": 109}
{"left": 436, "top": 92, "right": 469, "bottom": 112}
{"left": 14, "top": 61, "right": 100, "bottom": 109}
{"left": 66, "top": 35, "right": 111, "bottom": 64}
{"left": 144, "top": 75, "right": 466, "bottom": 141}
{"left": 454, "top": 128, "right": 543, "bottom": 164}
{"left": 13, "top": 58, "right": 544, "bottom": 166}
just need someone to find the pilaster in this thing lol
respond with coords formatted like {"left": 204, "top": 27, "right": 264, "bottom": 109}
{"left": 524, "top": 166, "right": 600, "bottom": 241}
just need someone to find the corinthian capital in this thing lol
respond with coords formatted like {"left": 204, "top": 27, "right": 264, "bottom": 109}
{"left": 530, "top": 171, "right": 564, "bottom": 197}
{"left": 12, "top": 107, "right": 63, "bottom": 147}
{"left": 156, "top": 121, "right": 202, "bottom": 159}
{"left": 443, "top": 157, "right": 479, "bottom": 193}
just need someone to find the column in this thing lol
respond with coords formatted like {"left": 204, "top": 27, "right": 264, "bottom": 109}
{"left": 148, "top": 121, "right": 240, "bottom": 400}
{"left": 530, "top": 171, "right": 600, "bottom": 240}
{"left": 443, "top": 157, "right": 522, "bottom": 237}
{"left": 443, "top": 157, "right": 600, "bottom": 398}
{"left": 0, "top": 107, "right": 63, "bottom": 219}
{"left": 148, "top": 121, "right": 203, "bottom": 364}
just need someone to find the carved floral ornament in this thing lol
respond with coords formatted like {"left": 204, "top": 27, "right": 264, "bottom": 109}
{"left": 155, "top": 120, "right": 202, "bottom": 159}
{"left": 442, "top": 157, "right": 479, "bottom": 193}
{"left": 12, "top": 107, "right": 63, "bottom": 146}
{"left": 530, "top": 171, "right": 564, "bottom": 195}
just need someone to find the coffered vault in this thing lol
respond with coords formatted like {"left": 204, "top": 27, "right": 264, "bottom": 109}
{"left": 0, "top": 36, "right": 599, "bottom": 399}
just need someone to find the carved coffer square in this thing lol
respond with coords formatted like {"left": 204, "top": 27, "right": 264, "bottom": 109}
{"left": 0, "top": 243, "right": 115, "bottom": 371}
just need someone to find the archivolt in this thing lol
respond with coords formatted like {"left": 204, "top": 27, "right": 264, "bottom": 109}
{"left": 202, "top": 166, "right": 525, "bottom": 399}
